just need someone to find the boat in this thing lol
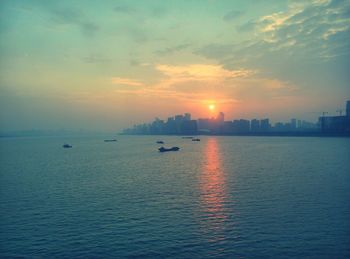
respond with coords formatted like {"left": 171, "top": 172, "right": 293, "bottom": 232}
{"left": 156, "top": 141, "right": 164, "bottom": 144}
{"left": 182, "top": 136, "right": 193, "bottom": 139}
{"left": 158, "top": 146, "right": 180, "bottom": 152}
{"left": 63, "top": 144, "right": 72, "bottom": 148}
{"left": 104, "top": 139, "right": 117, "bottom": 142}
{"left": 192, "top": 138, "right": 200, "bottom": 141}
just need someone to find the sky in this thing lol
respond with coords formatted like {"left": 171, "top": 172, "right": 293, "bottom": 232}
{"left": 0, "top": 0, "right": 349, "bottom": 131}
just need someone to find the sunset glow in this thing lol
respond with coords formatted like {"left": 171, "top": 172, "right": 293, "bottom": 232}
{"left": 0, "top": 0, "right": 349, "bottom": 132}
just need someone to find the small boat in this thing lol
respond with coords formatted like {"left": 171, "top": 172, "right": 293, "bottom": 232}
{"left": 156, "top": 141, "right": 164, "bottom": 144}
{"left": 63, "top": 144, "right": 72, "bottom": 148}
{"left": 104, "top": 139, "right": 117, "bottom": 142}
{"left": 182, "top": 136, "right": 193, "bottom": 139}
{"left": 192, "top": 138, "right": 200, "bottom": 141}
{"left": 158, "top": 146, "right": 180, "bottom": 152}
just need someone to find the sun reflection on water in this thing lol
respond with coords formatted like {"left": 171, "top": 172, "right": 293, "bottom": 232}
{"left": 199, "top": 137, "right": 229, "bottom": 242}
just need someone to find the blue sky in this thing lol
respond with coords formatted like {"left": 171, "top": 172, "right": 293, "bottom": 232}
{"left": 1, "top": 0, "right": 349, "bottom": 131}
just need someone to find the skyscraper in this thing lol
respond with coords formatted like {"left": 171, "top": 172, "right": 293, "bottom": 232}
{"left": 217, "top": 112, "right": 224, "bottom": 123}
{"left": 260, "top": 119, "right": 270, "bottom": 132}
{"left": 251, "top": 119, "right": 260, "bottom": 132}
{"left": 184, "top": 113, "right": 191, "bottom": 121}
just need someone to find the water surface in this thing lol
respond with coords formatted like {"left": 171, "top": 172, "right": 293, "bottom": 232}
{"left": 1, "top": 136, "right": 349, "bottom": 257}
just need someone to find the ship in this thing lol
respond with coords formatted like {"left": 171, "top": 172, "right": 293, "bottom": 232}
{"left": 158, "top": 146, "right": 180, "bottom": 152}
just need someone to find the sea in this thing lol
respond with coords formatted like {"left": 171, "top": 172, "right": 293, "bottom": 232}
{"left": 0, "top": 136, "right": 349, "bottom": 258}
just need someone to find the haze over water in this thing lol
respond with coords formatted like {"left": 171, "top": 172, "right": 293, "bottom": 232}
{"left": 1, "top": 136, "right": 349, "bottom": 258}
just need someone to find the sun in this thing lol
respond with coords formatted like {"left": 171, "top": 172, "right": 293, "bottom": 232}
{"left": 209, "top": 104, "right": 215, "bottom": 111}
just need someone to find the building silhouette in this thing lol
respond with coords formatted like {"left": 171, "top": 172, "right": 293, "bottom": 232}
{"left": 251, "top": 119, "right": 260, "bottom": 132}
{"left": 319, "top": 100, "right": 350, "bottom": 134}
{"left": 260, "top": 119, "right": 270, "bottom": 132}
{"left": 122, "top": 101, "right": 350, "bottom": 136}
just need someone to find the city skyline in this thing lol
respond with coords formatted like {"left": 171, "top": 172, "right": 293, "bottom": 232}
{"left": 1, "top": 0, "right": 350, "bottom": 132}
{"left": 123, "top": 100, "right": 350, "bottom": 135}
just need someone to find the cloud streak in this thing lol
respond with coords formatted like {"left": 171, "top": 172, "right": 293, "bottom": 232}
{"left": 111, "top": 77, "right": 144, "bottom": 87}
{"left": 156, "top": 64, "right": 254, "bottom": 82}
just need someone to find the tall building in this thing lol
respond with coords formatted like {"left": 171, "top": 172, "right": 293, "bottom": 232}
{"left": 175, "top": 115, "right": 184, "bottom": 122}
{"left": 184, "top": 113, "right": 191, "bottom": 121}
{"left": 181, "top": 120, "right": 197, "bottom": 134}
{"left": 233, "top": 119, "right": 250, "bottom": 133}
{"left": 319, "top": 101, "right": 350, "bottom": 133}
{"left": 217, "top": 112, "right": 224, "bottom": 123}
{"left": 165, "top": 117, "right": 176, "bottom": 134}
{"left": 297, "top": 120, "right": 302, "bottom": 129}
{"left": 198, "top": 118, "right": 210, "bottom": 131}
{"left": 174, "top": 115, "right": 184, "bottom": 134}
{"left": 223, "top": 121, "right": 233, "bottom": 134}
{"left": 260, "top": 119, "right": 270, "bottom": 132}
{"left": 251, "top": 119, "right": 260, "bottom": 132}
{"left": 291, "top": 119, "right": 297, "bottom": 130}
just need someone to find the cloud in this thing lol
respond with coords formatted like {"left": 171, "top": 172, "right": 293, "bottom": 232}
{"left": 196, "top": 0, "right": 350, "bottom": 86}
{"left": 223, "top": 10, "right": 244, "bottom": 22}
{"left": 155, "top": 44, "right": 190, "bottom": 56}
{"left": 258, "top": 0, "right": 350, "bottom": 48}
{"left": 111, "top": 77, "right": 144, "bottom": 87}
{"left": 155, "top": 64, "right": 254, "bottom": 82}
{"left": 48, "top": 6, "right": 99, "bottom": 37}
{"left": 236, "top": 20, "right": 256, "bottom": 32}
{"left": 111, "top": 63, "right": 295, "bottom": 107}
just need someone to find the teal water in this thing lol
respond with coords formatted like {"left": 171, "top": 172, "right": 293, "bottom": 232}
{"left": 1, "top": 136, "right": 349, "bottom": 257}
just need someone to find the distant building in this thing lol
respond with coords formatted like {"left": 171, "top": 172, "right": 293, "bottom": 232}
{"left": 251, "top": 119, "right": 260, "bottom": 132}
{"left": 198, "top": 118, "right": 210, "bottom": 132}
{"left": 319, "top": 115, "right": 350, "bottom": 133}
{"left": 297, "top": 120, "right": 302, "bottom": 129}
{"left": 175, "top": 115, "right": 184, "bottom": 122}
{"left": 223, "top": 121, "right": 233, "bottom": 134}
{"left": 165, "top": 117, "right": 176, "bottom": 134}
{"left": 184, "top": 113, "right": 191, "bottom": 121}
{"left": 122, "top": 100, "right": 350, "bottom": 136}
{"left": 260, "top": 119, "right": 270, "bottom": 132}
{"left": 291, "top": 119, "right": 297, "bottom": 130}
{"left": 181, "top": 120, "right": 197, "bottom": 134}
{"left": 232, "top": 119, "right": 250, "bottom": 133}
{"left": 319, "top": 100, "right": 350, "bottom": 133}
{"left": 174, "top": 115, "right": 184, "bottom": 134}
{"left": 150, "top": 118, "right": 164, "bottom": 134}
{"left": 217, "top": 112, "right": 224, "bottom": 124}
{"left": 274, "top": 122, "right": 285, "bottom": 132}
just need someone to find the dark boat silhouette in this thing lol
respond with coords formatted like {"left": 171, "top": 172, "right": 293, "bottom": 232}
{"left": 104, "top": 139, "right": 117, "bottom": 142}
{"left": 63, "top": 144, "right": 72, "bottom": 148}
{"left": 156, "top": 140, "right": 164, "bottom": 144}
{"left": 182, "top": 136, "right": 193, "bottom": 139}
{"left": 192, "top": 138, "right": 200, "bottom": 141}
{"left": 158, "top": 146, "right": 180, "bottom": 152}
